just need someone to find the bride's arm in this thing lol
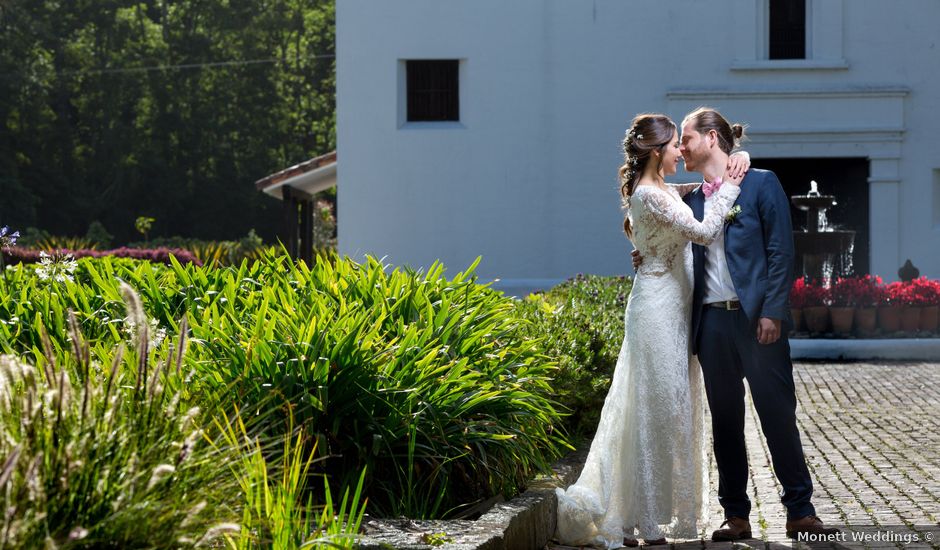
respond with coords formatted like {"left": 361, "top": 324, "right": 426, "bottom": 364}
{"left": 641, "top": 185, "right": 741, "bottom": 245}
{"left": 667, "top": 182, "right": 701, "bottom": 197}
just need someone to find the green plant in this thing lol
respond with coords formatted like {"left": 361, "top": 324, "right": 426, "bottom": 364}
{"left": 33, "top": 235, "right": 98, "bottom": 251}
{"left": 187, "top": 253, "right": 567, "bottom": 518}
{"left": 128, "top": 232, "right": 281, "bottom": 267}
{"left": 14, "top": 227, "right": 50, "bottom": 249}
{"left": 135, "top": 216, "right": 156, "bottom": 240}
{"left": 0, "top": 288, "right": 241, "bottom": 548}
{"left": 0, "top": 253, "right": 568, "bottom": 520}
{"left": 312, "top": 199, "right": 336, "bottom": 251}
{"left": 84, "top": 221, "right": 114, "bottom": 249}
{"left": 189, "top": 240, "right": 233, "bottom": 267}
{"left": 217, "top": 411, "right": 367, "bottom": 549}
{"left": 421, "top": 532, "right": 453, "bottom": 546}
{"left": 239, "top": 229, "right": 264, "bottom": 252}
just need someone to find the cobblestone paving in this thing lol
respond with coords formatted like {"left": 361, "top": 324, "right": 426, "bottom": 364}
{"left": 549, "top": 362, "right": 940, "bottom": 550}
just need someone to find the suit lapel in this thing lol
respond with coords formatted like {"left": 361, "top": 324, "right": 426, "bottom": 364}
{"left": 725, "top": 175, "right": 750, "bottom": 239}
{"left": 724, "top": 198, "right": 734, "bottom": 237}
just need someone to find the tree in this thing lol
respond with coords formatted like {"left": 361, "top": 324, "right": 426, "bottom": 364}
{"left": 0, "top": 0, "right": 336, "bottom": 244}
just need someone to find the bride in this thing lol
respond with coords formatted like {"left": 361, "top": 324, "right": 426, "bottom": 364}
{"left": 555, "top": 113, "right": 748, "bottom": 548}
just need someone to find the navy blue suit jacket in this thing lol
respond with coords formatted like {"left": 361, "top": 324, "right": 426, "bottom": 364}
{"left": 685, "top": 168, "right": 795, "bottom": 354}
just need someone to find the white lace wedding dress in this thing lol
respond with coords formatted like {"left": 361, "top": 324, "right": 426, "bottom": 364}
{"left": 555, "top": 182, "right": 741, "bottom": 548}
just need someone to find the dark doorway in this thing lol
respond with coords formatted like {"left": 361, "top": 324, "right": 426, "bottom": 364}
{"left": 752, "top": 157, "right": 870, "bottom": 277}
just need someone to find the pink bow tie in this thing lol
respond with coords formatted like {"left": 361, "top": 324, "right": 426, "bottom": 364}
{"left": 702, "top": 177, "right": 723, "bottom": 198}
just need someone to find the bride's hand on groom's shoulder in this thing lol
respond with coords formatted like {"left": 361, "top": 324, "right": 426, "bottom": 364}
{"left": 723, "top": 167, "right": 746, "bottom": 187}
{"left": 725, "top": 151, "right": 750, "bottom": 186}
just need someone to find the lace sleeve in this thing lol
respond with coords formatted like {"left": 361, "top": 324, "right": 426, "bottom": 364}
{"left": 640, "top": 185, "right": 741, "bottom": 245}
{"left": 667, "top": 182, "right": 702, "bottom": 198}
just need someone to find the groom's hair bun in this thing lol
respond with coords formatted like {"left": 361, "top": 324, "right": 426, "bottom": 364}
{"left": 683, "top": 107, "right": 746, "bottom": 155}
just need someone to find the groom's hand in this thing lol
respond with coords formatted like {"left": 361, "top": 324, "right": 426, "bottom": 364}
{"left": 756, "top": 317, "right": 781, "bottom": 344}
{"left": 631, "top": 249, "right": 643, "bottom": 271}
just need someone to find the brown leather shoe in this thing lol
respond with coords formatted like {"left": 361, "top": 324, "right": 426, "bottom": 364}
{"left": 643, "top": 538, "right": 668, "bottom": 546}
{"left": 785, "top": 515, "right": 840, "bottom": 539}
{"left": 711, "top": 517, "right": 752, "bottom": 541}
{"left": 623, "top": 537, "right": 639, "bottom": 547}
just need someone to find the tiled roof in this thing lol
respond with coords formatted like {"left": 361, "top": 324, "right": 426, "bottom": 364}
{"left": 254, "top": 151, "right": 336, "bottom": 190}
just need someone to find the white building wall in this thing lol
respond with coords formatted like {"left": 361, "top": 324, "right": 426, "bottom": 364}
{"left": 337, "top": 0, "right": 940, "bottom": 292}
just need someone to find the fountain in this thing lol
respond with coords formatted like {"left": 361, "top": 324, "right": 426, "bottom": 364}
{"left": 791, "top": 180, "right": 856, "bottom": 283}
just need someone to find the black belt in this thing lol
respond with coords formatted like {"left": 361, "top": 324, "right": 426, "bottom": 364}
{"left": 706, "top": 300, "right": 741, "bottom": 310}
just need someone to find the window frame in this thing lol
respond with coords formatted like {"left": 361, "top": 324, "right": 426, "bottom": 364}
{"left": 398, "top": 59, "right": 466, "bottom": 128}
{"left": 730, "top": 0, "right": 847, "bottom": 71}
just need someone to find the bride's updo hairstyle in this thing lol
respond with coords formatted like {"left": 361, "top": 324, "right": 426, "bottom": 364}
{"left": 619, "top": 113, "right": 676, "bottom": 238}
{"left": 681, "top": 106, "right": 746, "bottom": 155}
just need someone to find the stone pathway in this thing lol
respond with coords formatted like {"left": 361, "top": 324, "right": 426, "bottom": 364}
{"left": 548, "top": 362, "right": 940, "bottom": 550}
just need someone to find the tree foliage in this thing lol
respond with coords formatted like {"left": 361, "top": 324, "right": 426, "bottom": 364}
{"left": 0, "top": 0, "right": 335, "bottom": 244}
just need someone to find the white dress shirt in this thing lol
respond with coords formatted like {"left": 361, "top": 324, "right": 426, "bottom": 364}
{"left": 702, "top": 189, "right": 740, "bottom": 304}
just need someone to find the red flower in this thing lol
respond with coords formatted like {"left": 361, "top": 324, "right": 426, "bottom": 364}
{"left": 790, "top": 277, "right": 828, "bottom": 308}
{"left": 906, "top": 276, "right": 940, "bottom": 306}
{"left": 829, "top": 275, "right": 884, "bottom": 307}
{"left": 885, "top": 281, "right": 916, "bottom": 306}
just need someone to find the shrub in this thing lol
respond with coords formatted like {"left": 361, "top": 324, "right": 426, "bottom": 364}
{"left": 33, "top": 235, "right": 99, "bottom": 251}
{"left": 85, "top": 221, "right": 114, "bottom": 249}
{"left": 515, "top": 274, "right": 633, "bottom": 438}
{"left": 129, "top": 231, "right": 274, "bottom": 266}
{"left": 0, "top": 253, "right": 565, "bottom": 520}
{"left": 184, "top": 254, "right": 566, "bottom": 518}
{"left": 2, "top": 246, "right": 201, "bottom": 266}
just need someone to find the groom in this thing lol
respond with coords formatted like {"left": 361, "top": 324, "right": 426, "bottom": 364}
{"left": 636, "top": 107, "right": 839, "bottom": 541}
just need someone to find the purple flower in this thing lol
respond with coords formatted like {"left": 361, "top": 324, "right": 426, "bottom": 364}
{"left": 0, "top": 226, "right": 19, "bottom": 248}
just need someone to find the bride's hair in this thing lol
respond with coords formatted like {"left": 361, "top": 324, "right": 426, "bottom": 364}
{"left": 619, "top": 113, "right": 676, "bottom": 238}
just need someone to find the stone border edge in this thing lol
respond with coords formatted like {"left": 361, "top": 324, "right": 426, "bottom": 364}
{"left": 356, "top": 448, "right": 587, "bottom": 550}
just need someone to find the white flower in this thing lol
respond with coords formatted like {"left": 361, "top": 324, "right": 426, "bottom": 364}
{"left": 725, "top": 205, "right": 743, "bottom": 224}
{"left": 36, "top": 251, "right": 77, "bottom": 283}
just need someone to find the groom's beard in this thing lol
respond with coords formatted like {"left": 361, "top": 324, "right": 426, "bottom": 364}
{"left": 683, "top": 148, "right": 707, "bottom": 174}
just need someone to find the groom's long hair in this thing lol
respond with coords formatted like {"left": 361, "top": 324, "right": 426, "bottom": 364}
{"left": 682, "top": 107, "right": 747, "bottom": 155}
{"left": 619, "top": 113, "right": 676, "bottom": 238}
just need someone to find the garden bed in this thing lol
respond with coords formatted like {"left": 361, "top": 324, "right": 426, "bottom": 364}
{"left": 0, "top": 252, "right": 579, "bottom": 546}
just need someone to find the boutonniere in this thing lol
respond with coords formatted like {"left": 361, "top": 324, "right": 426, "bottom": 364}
{"left": 725, "top": 205, "right": 742, "bottom": 224}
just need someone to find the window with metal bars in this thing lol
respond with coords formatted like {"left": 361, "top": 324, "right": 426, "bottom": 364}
{"left": 769, "top": 0, "right": 806, "bottom": 59}
{"left": 406, "top": 60, "right": 459, "bottom": 122}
